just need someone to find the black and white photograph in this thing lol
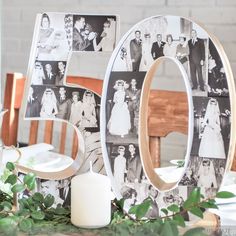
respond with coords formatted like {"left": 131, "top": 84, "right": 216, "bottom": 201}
{"left": 107, "top": 143, "right": 152, "bottom": 212}
{"left": 207, "top": 40, "right": 229, "bottom": 97}
{"left": 105, "top": 72, "right": 145, "bottom": 144}
{"left": 31, "top": 60, "right": 67, "bottom": 86}
{"left": 179, "top": 156, "right": 226, "bottom": 192}
{"left": 191, "top": 96, "right": 231, "bottom": 159}
{"left": 17, "top": 173, "right": 71, "bottom": 208}
{"left": 158, "top": 186, "right": 188, "bottom": 218}
{"left": 111, "top": 16, "right": 209, "bottom": 97}
{"left": 38, "top": 178, "right": 71, "bottom": 207}
{"left": 122, "top": 182, "right": 160, "bottom": 219}
{"left": 25, "top": 85, "right": 100, "bottom": 130}
{"left": 187, "top": 27, "right": 208, "bottom": 95}
{"left": 72, "top": 15, "right": 117, "bottom": 52}
{"left": 109, "top": 143, "right": 142, "bottom": 191}
{"left": 36, "top": 13, "right": 71, "bottom": 61}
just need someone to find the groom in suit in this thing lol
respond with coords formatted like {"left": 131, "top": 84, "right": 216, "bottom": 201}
{"left": 56, "top": 87, "right": 71, "bottom": 120}
{"left": 151, "top": 34, "right": 165, "bottom": 60}
{"left": 126, "top": 78, "right": 141, "bottom": 133}
{"left": 130, "top": 30, "right": 142, "bottom": 71}
{"left": 72, "top": 16, "right": 95, "bottom": 51}
{"left": 145, "top": 185, "right": 159, "bottom": 219}
{"left": 126, "top": 144, "right": 142, "bottom": 182}
{"left": 43, "top": 63, "right": 56, "bottom": 85}
{"left": 188, "top": 29, "right": 205, "bottom": 91}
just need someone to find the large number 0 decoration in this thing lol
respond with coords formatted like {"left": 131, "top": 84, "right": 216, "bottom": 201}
{"left": 101, "top": 15, "right": 235, "bottom": 219}
{"left": 21, "top": 12, "right": 118, "bottom": 180}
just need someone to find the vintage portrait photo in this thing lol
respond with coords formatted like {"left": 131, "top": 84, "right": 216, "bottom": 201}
{"left": 107, "top": 143, "right": 160, "bottom": 217}
{"left": 25, "top": 85, "right": 100, "bottom": 130}
{"left": 36, "top": 13, "right": 71, "bottom": 61}
{"left": 105, "top": 72, "right": 146, "bottom": 144}
{"left": 207, "top": 39, "right": 229, "bottom": 97}
{"left": 191, "top": 96, "right": 231, "bottom": 159}
{"left": 31, "top": 60, "right": 67, "bottom": 86}
{"left": 72, "top": 15, "right": 117, "bottom": 52}
{"left": 179, "top": 156, "right": 226, "bottom": 194}
{"left": 112, "top": 16, "right": 209, "bottom": 96}
{"left": 17, "top": 173, "right": 71, "bottom": 208}
{"left": 158, "top": 186, "right": 188, "bottom": 218}
{"left": 38, "top": 178, "right": 72, "bottom": 207}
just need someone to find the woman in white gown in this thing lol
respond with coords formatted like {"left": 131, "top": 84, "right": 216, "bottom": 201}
{"left": 114, "top": 146, "right": 127, "bottom": 193}
{"left": 197, "top": 159, "right": 217, "bottom": 189}
{"left": 139, "top": 33, "right": 154, "bottom": 71}
{"left": 198, "top": 98, "right": 226, "bottom": 158}
{"left": 108, "top": 80, "right": 131, "bottom": 137}
{"left": 69, "top": 91, "right": 83, "bottom": 126}
{"left": 80, "top": 90, "right": 97, "bottom": 127}
{"left": 93, "top": 18, "right": 116, "bottom": 52}
{"left": 40, "top": 88, "right": 58, "bottom": 118}
{"left": 112, "top": 46, "right": 132, "bottom": 71}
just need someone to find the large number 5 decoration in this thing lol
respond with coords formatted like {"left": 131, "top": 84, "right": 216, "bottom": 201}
{"left": 101, "top": 15, "right": 236, "bottom": 218}
{"left": 20, "top": 12, "right": 119, "bottom": 179}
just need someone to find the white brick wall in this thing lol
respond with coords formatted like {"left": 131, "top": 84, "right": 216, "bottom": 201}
{"left": 2, "top": 0, "right": 235, "bottom": 81}
{"left": 1, "top": 0, "right": 236, "bottom": 165}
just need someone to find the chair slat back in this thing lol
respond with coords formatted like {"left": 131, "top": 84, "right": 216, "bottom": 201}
{"left": 2, "top": 73, "right": 235, "bottom": 170}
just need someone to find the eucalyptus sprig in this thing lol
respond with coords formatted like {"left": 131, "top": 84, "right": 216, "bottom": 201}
{"left": 111, "top": 187, "right": 235, "bottom": 236}
{"left": 177, "top": 160, "right": 185, "bottom": 168}
{"left": 0, "top": 161, "right": 235, "bottom": 236}
{"left": 0, "top": 162, "right": 70, "bottom": 235}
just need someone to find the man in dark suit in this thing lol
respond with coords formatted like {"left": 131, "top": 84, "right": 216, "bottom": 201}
{"left": 55, "top": 61, "right": 66, "bottom": 86}
{"left": 130, "top": 30, "right": 142, "bottom": 71}
{"left": 188, "top": 29, "right": 205, "bottom": 91}
{"left": 60, "top": 179, "right": 71, "bottom": 207}
{"left": 151, "top": 34, "right": 165, "bottom": 60}
{"left": 145, "top": 185, "right": 159, "bottom": 219}
{"left": 56, "top": 87, "right": 71, "bottom": 120}
{"left": 43, "top": 63, "right": 56, "bottom": 85}
{"left": 72, "top": 16, "right": 95, "bottom": 51}
{"left": 26, "top": 86, "right": 40, "bottom": 117}
{"left": 126, "top": 144, "right": 142, "bottom": 182}
{"left": 126, "top": 78, "right": 141, "bottom": 133}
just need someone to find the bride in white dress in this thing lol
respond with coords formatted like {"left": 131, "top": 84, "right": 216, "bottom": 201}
{"left": 40, "top": 88, "right": 58, "bottom": 118}
{"left": 80, "top": 90, "right": 97, "bottom": 128}
{"left": 198, "top": 98, "right": 226, "bottom": 159}
{"left": 114, "top": 146, "right": 127, "bottom": 192}
{"left": 107, "top": 80, "right": 131, "bottom": 137}
{"left": 197, "top": 159, "right": 217, "bottom": 189}
{"left": 139, "top": 33, "right": 154, "bottom": 71}
{"left": 93, "top": 18, "right": 116, "bottom": 52}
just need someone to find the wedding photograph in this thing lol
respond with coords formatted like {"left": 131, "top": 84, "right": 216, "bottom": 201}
{"left": 1, "top": 2, "right": 236, "bottom": 234}
{"left": 38, "top": 177, "right": 72, "bottom": 207}
{"left": 191, "top": 96, "right": 231, "bottom": 159}
{"left": 31, "top": 60, "right": 67, "bottom": 86}
{"left": 36, "top": 13, "right": 71, "bottom": 61}
{"left": 179, "top": 156, "right": 226, "bottom": 190}
{"left": 72, "top": 15, "right": 117, "bottom": 52}
{"left": 25, "top": 85, "right": 100, "bottom": 130}
{"left": 208, "top": 39, "right": 229, "bottom": 97}
{"left": 105, "top": 71, "right": 145, "bottom": 144}
{"left": 112, "top": 16, "right": 209, "bottom": 96}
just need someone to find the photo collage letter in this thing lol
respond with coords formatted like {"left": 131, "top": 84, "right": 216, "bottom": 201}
{"left": 23, "top": 12, "right": 118, "bottom": 207}
{"left": 102, "top": 15, "right": 233, "bottom": 219}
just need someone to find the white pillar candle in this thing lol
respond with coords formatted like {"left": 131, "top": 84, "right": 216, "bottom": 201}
{"left": 71, "top": 163, "right": 112, "bottom": 228}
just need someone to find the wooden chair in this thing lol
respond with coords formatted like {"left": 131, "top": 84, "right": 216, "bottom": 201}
{"left": 1, "top": 73, "right": 103, "bottom": 159}
{"left": 2, "top": 73, "right": 236, "bottom": 171}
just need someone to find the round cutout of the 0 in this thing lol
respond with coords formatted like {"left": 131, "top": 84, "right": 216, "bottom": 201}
{"left": 101, "top": 15, "right": 235, "bottom": 219}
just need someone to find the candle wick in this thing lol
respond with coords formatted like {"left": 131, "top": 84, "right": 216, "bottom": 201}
{"left": 90, "top": 161, "right": 93, "bottom": 173}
